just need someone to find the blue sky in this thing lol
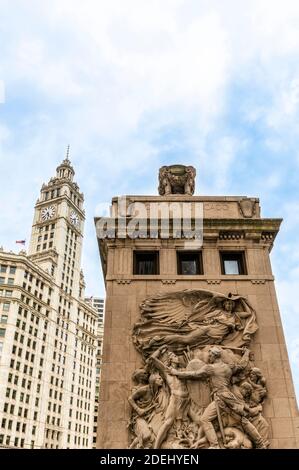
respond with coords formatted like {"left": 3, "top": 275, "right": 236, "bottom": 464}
{"left": 1, "top": 0, "right": 299, "bottom": 397}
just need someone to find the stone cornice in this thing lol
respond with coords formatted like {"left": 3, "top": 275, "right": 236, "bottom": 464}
{"left": 106, "top": 274, "right": 275, "bottom": 282}
{"left": 96, "top": 218, "right": 282, "bottom": 245}
{"left": 0, "top": 250, "right": 53, "bottom": 282}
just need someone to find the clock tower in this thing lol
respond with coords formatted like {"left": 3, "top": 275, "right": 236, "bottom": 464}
{"left": 28, "top": 150, "right": 85, "bottom": 299}
{"left": 0, "top": 151, "right": 97, "bottom": 448}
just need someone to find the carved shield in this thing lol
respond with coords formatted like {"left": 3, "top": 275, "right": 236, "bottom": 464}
{"left": 186, "top": 359, "right": 211, "bottom": 409}
{"left": 239, "top": 199, "right": 255, "bottom": 218}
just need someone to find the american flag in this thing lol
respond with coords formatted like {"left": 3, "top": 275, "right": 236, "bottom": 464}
{"left": 16, "top": 240, "right": 26, "bottom": 245}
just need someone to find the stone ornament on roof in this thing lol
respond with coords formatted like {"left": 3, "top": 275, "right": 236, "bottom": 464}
{"left": 158, "top": 165, "right": 196, "bottom": 196}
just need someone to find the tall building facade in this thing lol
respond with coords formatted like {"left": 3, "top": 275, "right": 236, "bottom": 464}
{"left": 0, "top": 155, "right": 97, "bottom": 448}
{"left": 85, "top": 297, "right": 104, "bottom": 448}
{"left": 95, "top": 165, "right": 298, "bottom": 449}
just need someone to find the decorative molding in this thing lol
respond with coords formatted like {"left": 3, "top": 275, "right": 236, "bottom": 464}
{"left": 261, "top": 232, "right": 274, "bottom": 241}
{"left": 219, "top": 231, "right": 244, "bottom": 240}
{"left": 251, "top": 280, "right": 266, "bottom": 284}
{"left": 206, "top": 280, "right": 221, "bottom": 285}
{"left": 161, "top": 280, "right": 176, "bottom": 285}
{"left": 116, "top": 279, "right": 131, "bottom": 285}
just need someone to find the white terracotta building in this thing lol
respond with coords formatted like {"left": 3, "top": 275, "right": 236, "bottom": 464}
{"left": 0, "top": 155, "right": 97, "bottom": 448}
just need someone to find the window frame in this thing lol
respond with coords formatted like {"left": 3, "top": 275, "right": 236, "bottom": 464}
{"left": 133, "top": 251, "right": 160, "bottom": 275}
{"left": 220, "top": 251, "right": 247, "bottom": 275}
{"left": 177, "top": 251, "right": 204, "bottom": 275}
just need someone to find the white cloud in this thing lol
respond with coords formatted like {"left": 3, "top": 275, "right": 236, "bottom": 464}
{"left": 1, "top": 0, "right": 299, "bottom": 396}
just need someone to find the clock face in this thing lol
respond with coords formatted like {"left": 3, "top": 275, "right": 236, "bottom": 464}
{"left": 41, "top": 206, "right": 56, "bottom": 221}
{"left": 70, "top": 211, "right": 79, "bottom": 227}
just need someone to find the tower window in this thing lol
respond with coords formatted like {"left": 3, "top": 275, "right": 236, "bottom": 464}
{"left": 133, "top": 251, "right": 159, "bottom": 275}
{"left": 220, "top": 252, "right": 247, "bottom": 275}
{"left": 177, "top": 251, "right": 203, "bottom": 275}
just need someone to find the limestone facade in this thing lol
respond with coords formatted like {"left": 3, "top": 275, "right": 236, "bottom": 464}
{"left": 96, "top": 190, "right": 298, "bottom": 449}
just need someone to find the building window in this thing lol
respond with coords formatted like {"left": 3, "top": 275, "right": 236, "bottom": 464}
{"left": 133, "top": 251, "right": 159, "bottom": 275}
{"left": 2, "top": 303, "right": 10, "bottom": 312}
{"left": 0, "top": 266, "right": 7, "bottom": 273}
{"left": 9, "top": 267, "right": 16, "bottom": 275}
{"left": 0, "top": 328, "right": 5, "bottom": 337}
{"left": 220, "top": 252, "right": 247, "bottom": 275}
{"left": 177, "top": 251, "right": 203, "bottom": 275}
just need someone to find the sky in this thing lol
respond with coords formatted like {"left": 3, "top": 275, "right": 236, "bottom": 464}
{"left": 0, "top": 0, "right": 299, "bottom": 397}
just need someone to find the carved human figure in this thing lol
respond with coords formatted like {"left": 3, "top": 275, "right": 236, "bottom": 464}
{"left": 148, "top": 299, "right": 251, "bottom": 350}
{"left": 248, "top": 367, "right": 267, "bottom": 404}
{"left": 223, "top": 427, "right": 252, "bottom": 449}
{"left": 184, "top": 166, "right": 196, "bottom": 195}
{"left": 170, "top": 346, "right": 268, "bottom": 449}
{"left": 158, "top": 166, "right": 172, "bottom": 196}
{"left": 237, "top": 381, "right": 269, "bottom": 446}
{"left": 134, "top": 290, "right": 258, "bottom": 356}
{"left": 128, "top": 371, "right": 163, "bottom": 449}
{"left": 149, "top": 347, "right": 192, "bottom": 449}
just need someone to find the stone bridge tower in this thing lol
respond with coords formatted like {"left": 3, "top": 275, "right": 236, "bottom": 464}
{"left": 95, "top": 165, "right": 298, "bottom": 449}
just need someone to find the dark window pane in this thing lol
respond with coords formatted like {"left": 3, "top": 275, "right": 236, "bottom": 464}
{"left": 181, "top": 260, "right": 197, "bottom": 275}
{"left": 177, "top": 252, "right": 203, "bottom": 275}
{"left": 134, "top": 252, "right": 159, "bottom": 275}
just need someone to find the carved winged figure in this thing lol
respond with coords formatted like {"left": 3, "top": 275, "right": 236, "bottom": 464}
{"left": 133, "top": 289, "right": 258, "bottom": 355}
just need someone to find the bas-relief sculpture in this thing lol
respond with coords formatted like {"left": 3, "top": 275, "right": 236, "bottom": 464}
{"left": 129, "top": 289, "right": 269, "bottom": 449}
